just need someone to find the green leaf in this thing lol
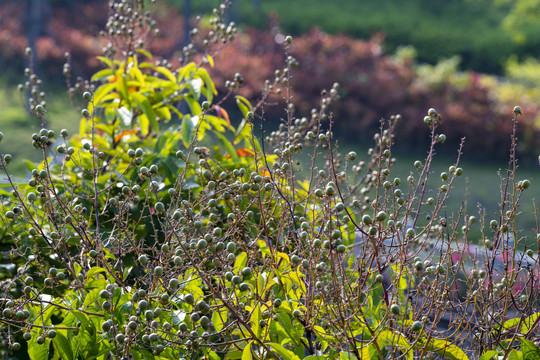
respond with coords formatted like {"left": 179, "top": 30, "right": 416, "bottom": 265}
{"left": 236, "top": 99, "right": 250, "bottom": 118}
{"left": 522, "top": 338, "right": 540, "bottom": 359}
{"left": 250, "top": 304, "right": 262, "bottom": 338}
{"left": 117, "top": 301, "right": 133, "bottom": 316}
{"left": 83, "top": 288, "right": 102, "bottom": 308}
{"left": 155, "top": 106, "right": 171, "bottom": 121}
{"left": 178, "top": 62, "right": 197, "bottom": 82}
{"left": 180, "top": 115, "right": 195, "bottom": 148}
{"left": 212, "top": 305, "right": 227, "bottom": 333}
{"left": 196, "top": 67, "right": 217, "bottom": 103}
{"left": 234, "top": 118, "right": 249, "bottom": 144}
{"left": 479, "top": 351, "right": 499, "bottom": 360}
{"left": 53, "top": 332, "right": 74, "bottom": 360}
{"left": 87, "top": 266, "right": 107, "bottom": 279}
{"left": 267, "top": 342, "right": 301, "bottom": 360}
{"left": 509, "top": 349, "right": 524, "bottom": 360}
{"left": 71, "top": 311, "right": 96, "bottom": 338}
{"left": 123, "top": 266, "right": 133, "bottom": 281}
{"left": 242, "top": 342, "right": 253, "bottom": 360}
{"left": 275, "top": 312, "right": 301, "bottom": 344}
{"left": 93, "top": 83, "right": 116, "bottom": 106}
{"left": 96, "top": 56, "right": 113, "bottom": 67}
{"left": 236, "top": 95, "right": 253, "bottom": 111}
{"left": 377, "top": 330, "right": 413, "bottom": 360}
{"left": 185, "top": 95, "right": 202, "bottom": 115}
{"left": 419, "top": 338, "right": 469, "bottom": 360}
{"left": 234, "top": 252, "right": 248, "bottom": 273}
{"left": 91, "top": 69, "right": 114, "bottom": 81}
{"left": 523, "top": 313, "right": 540, "bottom": 334}
{"left": 360, "top": 345, "right": 381, "bottom": 360}
{"left": 28, "top": 337, "right": 51, "bottom": 360}
{"left": 501, "top": 317, "right": 522, "bottom": 332}
{"left": 226, "top": 349, "right": 244, "bottom": 360}
{"left": 156, "top": 66, "right": 176, "bottom": 82}
{"left": 129, "top": 66, "right": 146, "bottom": 87}
{"left": 215, "top": 132, "right": 239, "bottom": 161}
{"left": 136, "top": 49, "right": 153, "bottom": 59}
{"left": 132, "top": 92, "right": 158, "bottom": 135}
{"left": 205, "top": 114, "right": 228, "bottom": 133}
{"left": 116, "top": 73, "right": 129, "bottom": 103}
{"left": 140, "top": 113, "right": 150, "bottom": 136}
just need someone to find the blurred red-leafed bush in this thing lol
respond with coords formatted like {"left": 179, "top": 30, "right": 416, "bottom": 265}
{"left": 210, "top": 28, "right": 540, "bottom": 160}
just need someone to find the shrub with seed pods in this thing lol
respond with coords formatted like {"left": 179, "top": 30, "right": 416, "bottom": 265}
{"left": 0, "top": 1, "right": 537, "bottom": 359}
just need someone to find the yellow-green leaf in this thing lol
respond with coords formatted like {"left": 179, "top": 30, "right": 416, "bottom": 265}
{"left": 378, "top": 330, "right": 413, "bottom": 360}
{"left": 236, "top": 95, "right": 253, "bottom": 111}
{"left": 478, "top": 350, "right": 499, "bottom": 360}
{"left": 131, "top": 92, "right": 158, "bottom": 134}
{"left": 234, "top": 252, "right": 248, "bottom": 273}
{"left": 212, "top": 305, "right": 227, "bottom": 333}
{"left": 197, "top": 67, "right": 217, "bottom": 103}
{"left": 267, "top": 342, "right": 301, "bottom": 360}
{"left": 116, "top": 73, "right": 129, "bottom": 102}
{"left": 242, "top": 342, "right": 252, "bottom": 360}
{"left": 136, "top": 48, "right": 153, "bottom": 59}
{"left": 206, "top": 55, "right": 214, "bottom": 68}
{"left": 523, "top": 313, "right": 540, "bottom": 334}
{"left": 420, "top": 338, "right": 469, "bottom": 360}
{"left": 250, "top": 304, "right": 262, "bottom": 338}
{"left": 156, "top": 66, "right": 176, "bottom": 82}
{"left": 180, "top": 115, "right": 195, "bottom": 148}
{"left": 521, "top": 338, "right": 540, "bottom": 359}
{"left": 53, "top": 331, "right": 74, "bottom": 360}
{"left": 91, "top": 69, "right": 114, "bottom": 81}
{"left": 129, "top": 66, "right": 146, "bottom": 88}
{"left": 96, "top": 56, "right": 113, "bottom": 68}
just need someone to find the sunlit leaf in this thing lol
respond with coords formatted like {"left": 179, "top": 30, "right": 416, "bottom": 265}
{"left": 378, "top": 330, "right": 413, "bottom": 360}
{"left": 132, "top": 92, "right": 158, "bottom": 134}
{"left": 206, "top": 55, "right": 214, "bottom": 68}
{"left": 136, "top": 48, "right": 153, "bottom": 59}
{"left": 197, "top": 67, "right": 217, "bottom": 103}
{"left": 267, "top": 342, "right": 301, "bottom": 360}
{"left": 521, "top": 338, "right": 540, "bottom": 359}
{"left": 129, "top": 66, "right": 146, "bottom": 88}
{"left": 91, "top": 69, "right": 114, "bottom": 81}
{"left": 234, "top": 252, "right": 248, "bottom": 273}
{"left": 523, "top": 313, "right": 540, "bottom": 334}
{"left": 53, "top": 332, "right": 74, "bottom": 360}
{"left": 418, "top": 338, "right": 469, "bottom": 360}
{"left": 96, "top": 56, "right": 113, "bottom": 68}
{"left": 478, "top": 351, "right": 499, "bottom": 360}
{"left": 180, "top": 115, "right": 195, "bottom": 148}
{"left": 156, "top": 66, "right": 176, "bottom": 82}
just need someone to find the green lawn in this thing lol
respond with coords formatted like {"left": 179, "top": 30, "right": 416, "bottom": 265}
{"left": 0, "top": 85, "right": 79, "bottom": 177}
